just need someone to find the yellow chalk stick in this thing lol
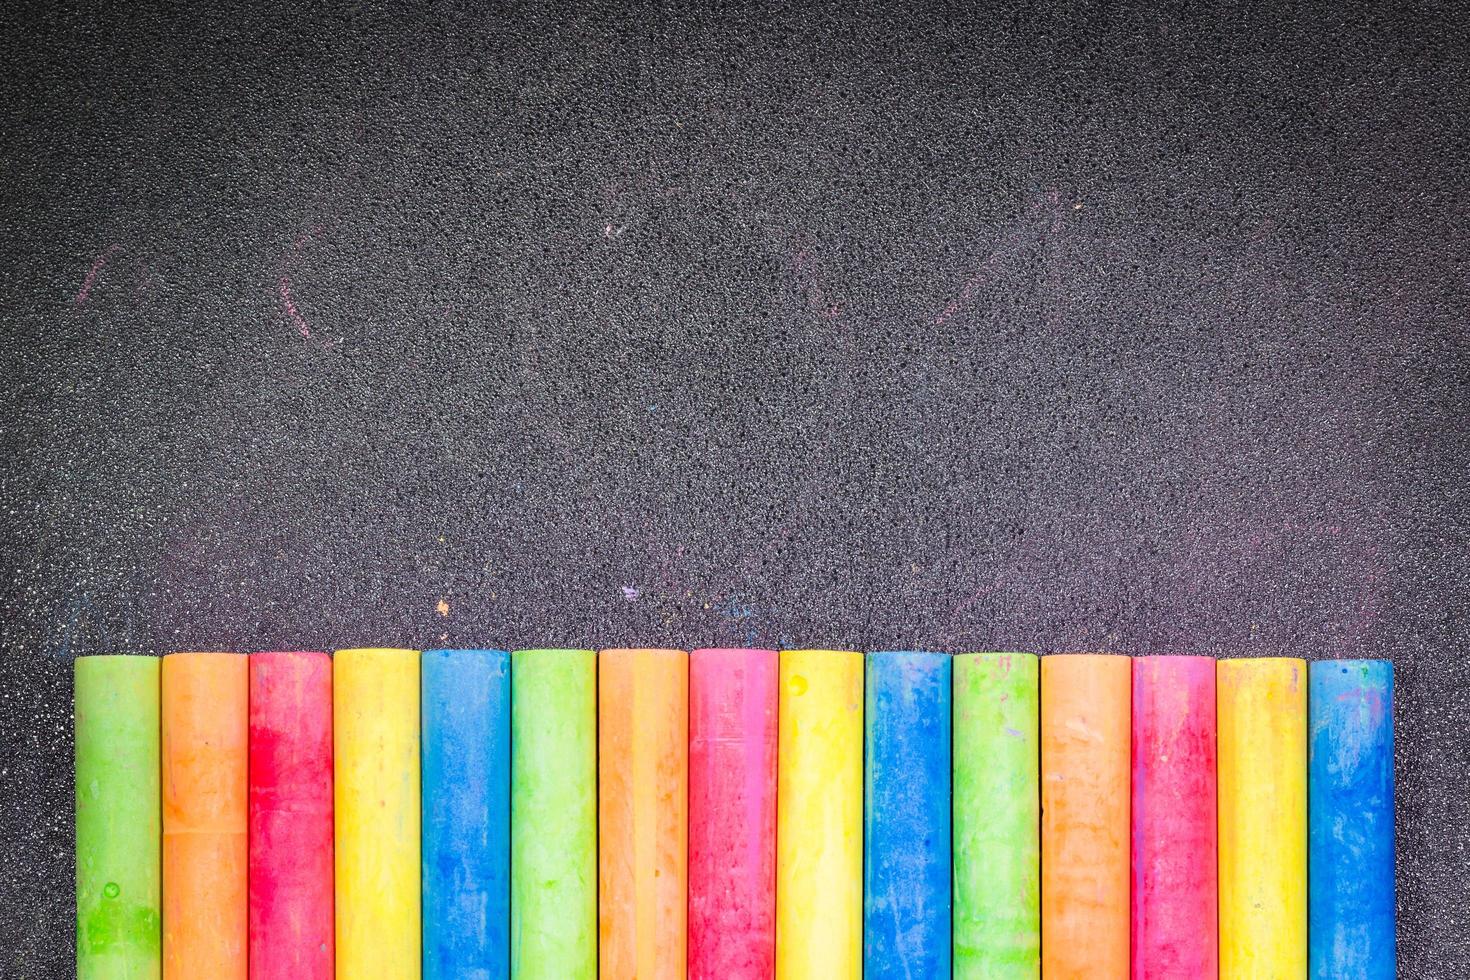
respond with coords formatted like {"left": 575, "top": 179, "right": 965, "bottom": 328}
{"left": 334, "top": 648, "right": 421, "bottom": 980}
{"left": 1218, "top": 657, "right": 1307, "bottom": 979}
{"left": 776, "top": 649, "right": 863, "bottom": 980}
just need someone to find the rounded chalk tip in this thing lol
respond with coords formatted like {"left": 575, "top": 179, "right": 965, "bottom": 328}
{"left": 599, "top": 646, "right": 687, "bottom": 659}
{"left": 422, "top": 647, "right": 510, "bottom": 659}
{"left": 780, "top": 648, "right": 863, "bottom": 660}
{"left": 691, "top": 646, "right": 778, "bottom": 657}
{"left": 1311, "top": 657, "right": 1393, "bottom": 683}
{"left": 334, "top": 646, "right": 420, "bottom": 659}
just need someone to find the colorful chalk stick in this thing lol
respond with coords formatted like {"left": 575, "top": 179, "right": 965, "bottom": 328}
{"left": 1309, "top": 659, "right": 1395, "bottom": 979}
{"left": 1131, "top": 655, "right": 1217, "bottom": 979}
{"left": 511, "top": 649, "right": 597, "bottom": 980}
{"left": 1040, "top": 653, "right": 1131, "bottom": 978}
{"left": 598, "top": 648, "right": 689, "bottom": 980}
{"left": 76, "top": 655, "right": 162, "bottom": 980}
{"left": 161, "top": 652, "right": 248, "bottom": 980}
{"left": 422, "top": 650, "right": 511, "bottom": 980}
{"left": 776, "top": 649, "right": 863, "bottom": 980}
{"left": 688, "top": 648, "right": 778, "bottom": 980}
{"left": 334, "top": 647, "right": 421, "bottom": 980}
{"left": 952, "top": 652, "right": 1039, "bottom": 979}
{"left": 1217, "top": 657, "right": 1307, "bottom": 978}
{"left": 248, "top": 651, "right": 334, "bottom": 980}
{"left": 863, "top": 651, "right": 951, "bottom": 979}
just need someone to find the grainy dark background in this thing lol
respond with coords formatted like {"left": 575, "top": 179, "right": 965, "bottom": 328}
{"left": 2, "top": 1, "right": 1466, "bottom": 976}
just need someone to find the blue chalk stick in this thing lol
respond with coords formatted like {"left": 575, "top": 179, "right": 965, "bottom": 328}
{"left": 864, "top": 651, "right": 952, "bottom": 980}
{"left": 1309, "top": 659, "right": 1395, "bottom": 979}
{"left": 422, "top": 649, "right": 511, "bottom": 980}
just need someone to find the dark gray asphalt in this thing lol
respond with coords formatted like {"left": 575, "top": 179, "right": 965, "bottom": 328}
{"left": 2, "top": 3, "right": 1466, "bottom": 976}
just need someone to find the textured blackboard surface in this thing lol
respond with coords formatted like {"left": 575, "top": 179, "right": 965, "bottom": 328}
{"left": 2, "top": 2, "right": 1467, "bottom": 976}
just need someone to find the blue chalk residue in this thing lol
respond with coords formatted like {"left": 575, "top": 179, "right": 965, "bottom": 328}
{"left": 1309, "top": 659, "right": 1395, "bottom": 980}
{"left": 422, "top": 649, "right": 511, "bottom": 980}
{"left": 864, "top": 651, "right": 952, "bottom": 980}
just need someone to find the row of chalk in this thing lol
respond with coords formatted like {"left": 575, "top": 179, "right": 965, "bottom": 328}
{"left": 75, "top": 649, "right": 1394, "bottom": 979}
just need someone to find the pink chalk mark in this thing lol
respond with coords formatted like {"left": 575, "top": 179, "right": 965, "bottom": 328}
{"left": 934, "top": 252, "right": 1002, "bottom": 325}
{"left": 934, "top": 190, "right": 1071, "bottom": 325}
{"left": 278, "top": 275, "right": 312, "bottom": 339}
{"left": 790, "top": 247, "right": 844, "bottom": 321}
{"left": 950, "top": 581, "right": 1000, "bottom": 617}
{"left": 277, "top": 225, "right": 334, "bottom": 347}
{"left": 73, "top": 245, "right": 122, "bottom": 305}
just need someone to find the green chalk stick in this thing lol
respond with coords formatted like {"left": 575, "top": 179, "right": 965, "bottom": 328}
{"left": 510, "top": 649, "right": 596, "bottom": 980}
{"left": 76, "top": 655, "right": 162, "bottom": 980}
{"left": 953, "top": 652, "right": 1040, "bottom": 979}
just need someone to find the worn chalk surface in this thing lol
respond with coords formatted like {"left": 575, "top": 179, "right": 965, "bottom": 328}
{"left": 421, "top": 650, "right": 511, "bottom": 980}
{"left": 1310, "top": 659, "right": 1395, "bottom": 978}
{"left": 1218, "top": 657, "right": 1308, "bottom": 977}
{"left": 510, "top": 649, "right": 597, "bottom": 980}
{"left": 1040, "top": 654, "right": 1131, "bottom": 977}
{"left": 334, "top": 647, "right": 422, "bottom": 980}
{"left": 776, "top": 650, "right": 863, "bottom": 979}
{"left": 597, "top": 648, "right": 688, "bottom": 980}
{"left": 160, "top": 652, "right": 248, "bottom": 980}
{"left": 2, "top": 4, "right": 1468, "bottom": 975}
{"left": 688, "top": 648, "right": 778, "bottom": 979}
{"left": 1131, "top": 655, "right": 1217, "bottom": 979}
{"left": 863, "top": 652, "right": 951, "bottom": 979}
{"left": 953, "top": 653, "right": 1039, "bottom": 978}
{"left": 74, "top": 656, "right": 161, "bottom": 980}
{"left": 248, "top": 651, "right": 334, "bottom": 980}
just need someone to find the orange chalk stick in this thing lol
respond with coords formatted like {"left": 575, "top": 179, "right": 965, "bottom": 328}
{"left": 1040, "top": 654, "right": 1130, "bottom": 979}
{"left": 162, "top": 652, "right": 248, "bottom": 980}
{"left": 598, "top": 648, "right": 689, "bottom": 980}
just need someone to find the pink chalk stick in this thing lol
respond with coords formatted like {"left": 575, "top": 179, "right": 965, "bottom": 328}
{"left": 248, "top": 651, "right": 334, "bottom": 980}
{"left": 688, "top": 648, "right": 778, "bottom": 980}
{"left": 1131, "top": 656, "right": 1218, "bottom": 979}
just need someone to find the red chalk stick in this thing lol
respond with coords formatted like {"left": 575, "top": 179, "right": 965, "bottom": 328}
{"left": 248, "top": 651, "right": 334, "bottom": 980}
{"left": 1131, "top": 656, "right": 1217, "bottom": 979}
{"left": 688, "top": 648, "right": 778, "bottom": 980}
